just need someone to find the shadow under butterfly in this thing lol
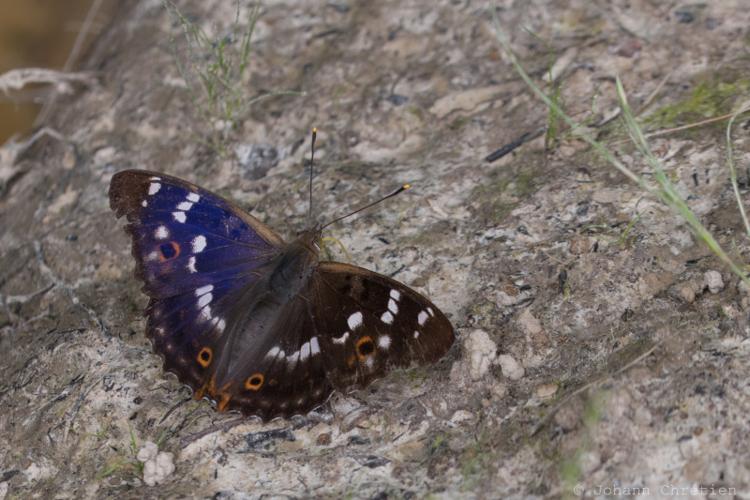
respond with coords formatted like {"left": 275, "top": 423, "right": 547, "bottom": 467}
{"left": 109, "top": 134, "right": 455, "bottom": 420}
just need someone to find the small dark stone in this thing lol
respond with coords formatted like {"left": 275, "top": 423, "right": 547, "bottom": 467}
{"left": 66, "top": 234, "right": 78, "bottom": 241}
{"left": 1, "top": 469, "right": 19, "bottom": 482}
{"left": 236, "top": 144, "right": 279, "bottom": 180}
{"left": 133, "top": 396, "right": 143, "bottom": 405}
{"left": 360, "top": 455, "right": 390, "bottom": 468}
{"left": 674, "top": 9, "right": 694, "bottom": 23}
{"left": 386, "top": 94, "right": 408, "bottom": 106}
{"left": 244, "top": 427, "right": 295, "bottom": 450}
{"left": 348, "top": 435, "right": 370, "bottom": 445}
{"left": 316, "top": 432, "right": 332, "bottom": 445}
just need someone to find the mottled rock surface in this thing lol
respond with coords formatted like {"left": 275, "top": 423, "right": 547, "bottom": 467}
{"left": 2, "top": 0, "right": 750, "bottom": 498}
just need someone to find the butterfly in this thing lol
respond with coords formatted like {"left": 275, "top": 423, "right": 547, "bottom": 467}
{"left": 109, "top": 166, "right": 455, "bottom": 420}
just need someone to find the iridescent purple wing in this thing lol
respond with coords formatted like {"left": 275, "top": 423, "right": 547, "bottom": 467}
{"left": 109, "top": 169, "right": 284, "bottom": 390}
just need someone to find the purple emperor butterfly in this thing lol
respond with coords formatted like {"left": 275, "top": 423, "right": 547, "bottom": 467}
{"left": 109, "top": 161, "right": 454, "bottom": 420}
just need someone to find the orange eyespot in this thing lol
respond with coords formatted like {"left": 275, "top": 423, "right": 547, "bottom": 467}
{"left": 244, "top": 373, "right": 264, "bottom": 391}
{"left": 158, "top": 241, "right": 181, "bottom": 262}
{"left": 355, "top": 336, "right": 375, "bottom": 360}
{"left": 197, "top": 347, "right": 213, "bottom": 367}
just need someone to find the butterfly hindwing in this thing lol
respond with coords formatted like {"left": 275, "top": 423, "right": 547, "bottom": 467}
{"left": 205, "top": 293, "right": 333, "bottom": 419}
{"left": 312, "top": 262, "right": 455, "bottom": 389}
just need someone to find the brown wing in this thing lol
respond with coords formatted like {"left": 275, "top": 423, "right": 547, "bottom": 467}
{"left": 310, "top": 262, "right": 455, "bottom": 390}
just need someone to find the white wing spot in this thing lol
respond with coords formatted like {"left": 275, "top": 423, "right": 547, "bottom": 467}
{"left": 155, "top": 226, "right": 169, "bottom": 239}
{"left": 347, "top": 312, "right": 364, "bottom": 330}
{"left": 195, "top": 284, "right": 213, "bottom": 296}
{"left": 197, "top": 293, "right": 212, "bottom": 308}
{"left": 192, "top": 235, "right": 207, "bottom": 253}
{"left": 388, "top": 298, "right": 399, "bottom": 315}
{"left": 148, "top": 182, "right": 161, "bottom": 195}
{"left": 365, "top": 357, "right": 375, "bottom": 369}
{"left": 141, "top": 200, "right": 148, "bottom": 207}
{"left": 381, "top": 311, "right": 394, "bottom": 324}
{"left": 146, "top": 251, "right": 159, "bottom": 261}
{"left": 378, "top": 335, "right": 391, "bottom": 350}
{"left": 418, "top": 310, "right": 429, "bottom": 326}
{"left": 310, "top": 337, "right": 320, "bottom": 355}
{"left": 413, "top": 331, "right": 420, "bottom": 339}
{"left": 200, "top": 305, "right": 212, "bottom": 321}
{"left": 176, "top": 201, "right": 193, "bottom": 211}
{"left": 427, "top": 307, "right": 435, "bottom": 317}
{"left": 287, "top": 351, "right": 300, "bottom": 366}
{"left": 217, "top": 318, "right": 226, "bottom": 332}
{"left": 186, "top": 192, "right": 200, "bottom": 202}
{"left": 266, "top": 346, "right": 280, "bottom": 359}
{"left": 172, "top": 211, "right": 186, "bottom": 223}
{"left": 390, "top": 289, "right": 401, "bottom": 301}
{"left": 300, "top": 342, "right": 311, "bottom": 361}
{"left": 149, "top": 176, "right": 161, "bottom": 181}
{"left": 333, "top": 332, "right": 349, "bottom": 345}
{"left": 187, "top": 256, "right": 197, "bottom": 273}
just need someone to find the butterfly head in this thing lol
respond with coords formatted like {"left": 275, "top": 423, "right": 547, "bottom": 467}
{"left": 296, "top": 226, "right": 323, "bottom": 254}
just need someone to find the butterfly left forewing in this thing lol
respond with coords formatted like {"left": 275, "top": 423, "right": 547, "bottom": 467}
{"left": 110, "top": 169, "right": 285, "bottom": 403}
{"left": 311, "top": 262, "right": 455, "bottom": 389}
{"left": 109, "top": 169, "right": 283, "bottom": 299}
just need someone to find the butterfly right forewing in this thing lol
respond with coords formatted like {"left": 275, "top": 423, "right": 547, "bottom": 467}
{"left": 310, "top": 262, "right": 455, "bottom": 389}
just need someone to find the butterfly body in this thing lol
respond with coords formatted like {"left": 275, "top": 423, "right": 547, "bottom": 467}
{"left": 110, "top": 169, "right": 454, "bottom": 420}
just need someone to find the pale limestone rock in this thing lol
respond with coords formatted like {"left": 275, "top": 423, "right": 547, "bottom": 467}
{"left": 497, "top": 354, "right": 525, "bottom": 381}
{"left": 465, "top": 329, "right": 498, "bottom": 381}
{"left": 138, "top": 441, "right": 175, "bottom": 487}
{"left": 704, "top": 270, "right": 724, "bottom": 294}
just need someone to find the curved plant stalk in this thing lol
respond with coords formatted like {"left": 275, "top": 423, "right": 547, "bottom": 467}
{"left": 490, "top": 9, "right": 749, "bottom": 286}
{"left": 725, "top": 101, "right": 750, "bottom": 238}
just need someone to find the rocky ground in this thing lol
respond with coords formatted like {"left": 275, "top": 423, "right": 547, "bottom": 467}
{"left": 1, "top": 0, "right": 750, "bottom": 498}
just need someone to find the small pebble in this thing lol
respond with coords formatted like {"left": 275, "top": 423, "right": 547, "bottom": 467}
{"left": 497, "top": 354, "right": 524, "bottom": 380}
{"left": 465, "top": 329, "right": 498, "bottom": 381}
{"left": 704, "top": 270, "right": 724, "bottom": 294}
{"left": 534, "top": 382, "right": 558, "bottom": 399}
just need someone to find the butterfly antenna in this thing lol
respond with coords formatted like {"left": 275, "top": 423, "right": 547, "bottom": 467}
{"left": 308, "top": 127, "right": 317, "bottom": 224}
{"left": 321, "top": 183, "right": 412, "bottom": 230}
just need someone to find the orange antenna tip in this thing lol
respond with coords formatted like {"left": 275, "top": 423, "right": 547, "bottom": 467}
{"left": 312, "top": 127, "right": 318, "bottom": 134}
{"left": 403, "top": 183, "right": 412, "bottom": 190}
